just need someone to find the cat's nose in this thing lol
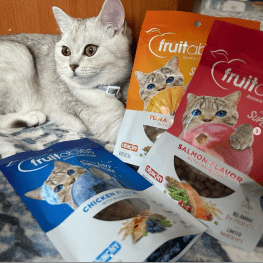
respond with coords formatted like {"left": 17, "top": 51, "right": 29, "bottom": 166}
{"left": 66, "top": 178, "right": 75, "bottom": 185}
{"left": 203, "top": 119, "right": 212, "bottom": 122}
{"left": 70, "top": 64, "right": 79, "bottom": 72}
{"left": 69, "top": 178, "right": 75, "bottom": 185}
{"left": 158, "top": 86, "right": 166, "bottom": 91}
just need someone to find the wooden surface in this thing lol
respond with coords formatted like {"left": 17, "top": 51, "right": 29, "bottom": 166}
{"left": 0, "top": 0, "right": 195, "bottom": 43}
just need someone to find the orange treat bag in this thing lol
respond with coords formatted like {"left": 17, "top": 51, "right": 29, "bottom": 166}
{"left": 113, "top": 11, "right": 259, "bottom": 167}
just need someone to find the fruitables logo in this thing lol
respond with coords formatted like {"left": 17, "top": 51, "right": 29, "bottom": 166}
{"left": 211, "top": 50, "right": 263, "bottom": 97}
{"left": 146, "top": 28, "right": 205, "bottom": 58}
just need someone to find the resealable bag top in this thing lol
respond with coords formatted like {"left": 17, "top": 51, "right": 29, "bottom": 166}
{"left": 0, "top": 138, "right": 207, "bottom": 262}
{"left": 113, "top": 10, "right": 260, "bottom": 167}
{"left": 138, "top": 20, "right": 263, "bottom": 251}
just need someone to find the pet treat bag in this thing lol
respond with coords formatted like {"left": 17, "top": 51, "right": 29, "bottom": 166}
{"left": 138, "top": 20, "right": 263, "bottom": 251}
{"left": 113, "top": 11, "right": 260, "bottom": 167}
{"left": 0, "top": 138, "right": 207, "bottom": 262}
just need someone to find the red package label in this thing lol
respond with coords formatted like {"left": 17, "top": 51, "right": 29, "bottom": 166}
{"left": 145, "top": 165, "right": 163, "bottom": 183}
{"left": 121, "top": 142, "right": 139, "bottom": 152}
{"left": 168, "top": 20, "right": 263, "bottom": 186}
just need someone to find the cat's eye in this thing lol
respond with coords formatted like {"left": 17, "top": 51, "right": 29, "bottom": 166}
{"left": 55, "top": 184, "right": 63, "bottom": 193}
{"left": 61, "top": 46, "right": 71, "bottom": 56}
{"left": 147, "top": 84, "right": 155, "bottom": 90}
{"left": 166, "top": 77, "right": 174, "bottom": 83}
{"left": 67, "top": 169, "right": 75, "bottom": 176}
{"left": 192, "top": 109, "right": 201, "bottom": 116}
{"left": 84, "top": 45, "right": 98, "bottom": 57}
{"left": 216, "top": 110, "right": 227, "bottom": 117}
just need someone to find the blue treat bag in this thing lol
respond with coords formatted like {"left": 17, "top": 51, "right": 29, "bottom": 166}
{"left": 0, "top": 138, "right": 206, "bottom": 262}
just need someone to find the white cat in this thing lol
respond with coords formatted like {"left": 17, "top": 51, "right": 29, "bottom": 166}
{"left": 0, "top": 0, "right": 133, "bottom": 151}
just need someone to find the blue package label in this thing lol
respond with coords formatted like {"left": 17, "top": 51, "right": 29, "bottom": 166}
{"left": 94, "top": 241, "right": 121, "bottom": 262}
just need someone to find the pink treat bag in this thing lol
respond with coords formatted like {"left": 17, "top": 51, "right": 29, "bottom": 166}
{"left": 168, "top": 20, "right": 263, "bottom": 186}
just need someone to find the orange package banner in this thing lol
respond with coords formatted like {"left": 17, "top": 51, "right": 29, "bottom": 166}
{"left": 114, "top": 11, "right": 260, "bottom": 167}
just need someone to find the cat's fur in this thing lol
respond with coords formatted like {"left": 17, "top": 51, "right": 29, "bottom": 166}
{"left": 135, "top": 56, "right": 184, "bottom": 110}
{"left": 0, "top": 0, "right": 133, "bottom": 151}
{"left": 182, "top": 91, "right": 254, "bottom": 150}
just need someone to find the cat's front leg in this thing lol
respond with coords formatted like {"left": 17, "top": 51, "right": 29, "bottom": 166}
{"left": 79, "top": 104, "right": 125, "bottom": 152}
{"left": 229, "top": 123, "right": 254, "bottom": 150}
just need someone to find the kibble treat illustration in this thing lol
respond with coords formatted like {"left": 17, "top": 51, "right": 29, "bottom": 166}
{"left": 166, "top": 176, "right": 222, "bottom": 221}
{"left": 119, "top": 210, "right": 172, "bottom": 242}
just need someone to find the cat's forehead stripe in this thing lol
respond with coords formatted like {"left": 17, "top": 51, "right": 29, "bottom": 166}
{"left": 45, "top": 179, "right": 57, "bottom": 186}
{"left": 195, "top": 97, "right": 227, "bottom": 110}
{"left": 160, "top": 67, "right": 172, "bottom": 74}
{"left": 146, "top": 74, "right": 158, "bottom": 84}
{"left": 145, "top": 72, "right": 169, "bottom": 84}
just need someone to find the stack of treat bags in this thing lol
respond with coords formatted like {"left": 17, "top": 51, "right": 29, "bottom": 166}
{"left": 114, "top": 10, "right": 263, "bottom": 255}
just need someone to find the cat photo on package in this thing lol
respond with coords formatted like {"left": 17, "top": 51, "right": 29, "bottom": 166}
{"left": 0, "top": 0, "right": 132, "bottom": 152}
{"left": 135, "top": 55, "right": 185, "bottom": 114}
{"left": 182, "top": 90, "right": 254, "bottom": 151}
{"left": 24, "top": 160, "right": 141, "bottom": 221}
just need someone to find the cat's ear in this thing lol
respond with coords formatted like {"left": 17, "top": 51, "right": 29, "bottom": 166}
{"left": 52, "top": 7, "right": 74, "bottom": 34}
{"left": 24, "top": 187, "right": 42, "bottom": 200}
{"left": 186, "top": 93, "right": 197, "bottom": 108}
{"left": 224, "top": 91, "right": 241, "bottom": 108}
{"left": 165, "top": 56, "right": 179, "bottom": 71}
{"left": 135, "top": 71, "right": 147, "bottom": 84}
{"left": 90, "top": 167, "right": 111, "bottom": 180}
{"left": 97, "top": 0, "right": 125, "bottom": 35}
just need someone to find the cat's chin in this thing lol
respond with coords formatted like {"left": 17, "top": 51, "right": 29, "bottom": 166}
{"left": 61, "top": 74, "right": 95, "bottom": 89}
{"left": 70, "top": 75, "right": 87, "bottom": 84}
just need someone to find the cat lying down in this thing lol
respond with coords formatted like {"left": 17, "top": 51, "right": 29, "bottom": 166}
{"left": 0, "top": 0, "right": 132, "bottom": 152}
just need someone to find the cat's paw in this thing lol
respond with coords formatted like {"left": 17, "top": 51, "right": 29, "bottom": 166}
{"left": 22, "top": 111, "right": 47, "bottom": 127}
{"left": 230, "top": 124, "right": 254, "bottom": 150}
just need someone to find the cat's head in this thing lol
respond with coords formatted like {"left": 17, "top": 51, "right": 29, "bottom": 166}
{"left": 135, "top": 56, "right": 184, "bottom": 103}
{"left": 53, "top": 0, "right": 132, "bottom": 91}
{"left": 24, "top": 161, "right": 87, "bottom": 207}
{"left": 182, "top": 91, "right": 241, "bottom": 132}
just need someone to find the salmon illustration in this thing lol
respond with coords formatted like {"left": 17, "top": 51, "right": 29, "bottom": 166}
{"left": 166, "top": 176, "right": 209, "bottom": 220}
